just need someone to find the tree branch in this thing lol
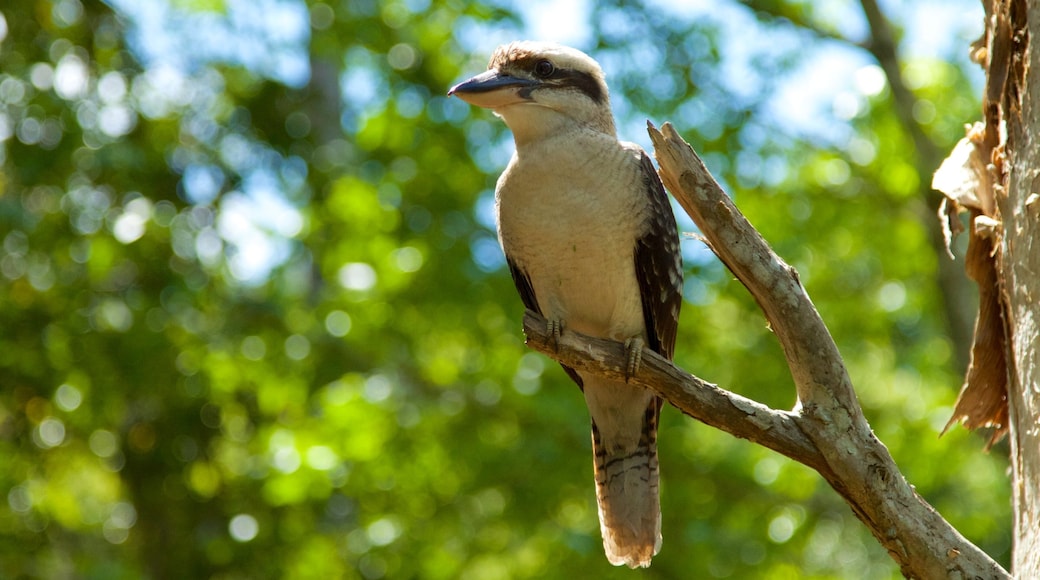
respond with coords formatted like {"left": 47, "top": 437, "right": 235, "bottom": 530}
{"left": 522, "top": 121, "right": 1009, "bottom": 579}
{"left": 648, "top": 122, "right": 859, "bottom": 417}
{"left": 522, "top": 309, "right": 832, "bottom": 477}
{"left": 748, "top": 0, "right": 975, "bottom": 371}
{"left": 651, "top": 120, "right": 1005, "bottom": 579}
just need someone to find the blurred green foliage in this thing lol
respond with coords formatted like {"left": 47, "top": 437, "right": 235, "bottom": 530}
{"left": 0, "top": 0, "right": 1009, "bottom": 578}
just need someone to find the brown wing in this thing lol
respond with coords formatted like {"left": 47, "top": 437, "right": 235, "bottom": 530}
{"left": 633, "top": 152, "right": 683, "bottom": 360}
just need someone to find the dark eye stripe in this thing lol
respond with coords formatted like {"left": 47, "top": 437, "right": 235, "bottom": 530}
{"left": 506, "top": 55, "right": 607, "bottom": 105}
{"left": 554, "top": 69, "right": 605, "bottom": 105}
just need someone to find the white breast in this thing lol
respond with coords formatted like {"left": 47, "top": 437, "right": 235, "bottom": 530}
{"left": 496, "top": 130, "right": 650, "bottom": 342}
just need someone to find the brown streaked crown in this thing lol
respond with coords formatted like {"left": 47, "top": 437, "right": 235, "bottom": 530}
{"left": 487, "top": 41, "right": 608, "bottom": 106}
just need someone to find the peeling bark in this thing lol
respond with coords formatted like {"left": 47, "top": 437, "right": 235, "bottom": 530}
{"left": 994, "top": 0, "right": 1040, "bottom": 573}
{"left": 933, "top": 128, "right": 1010, "bottom": 444}
{"left": 935, "top": 0, "right": 1040, "bottom": 573}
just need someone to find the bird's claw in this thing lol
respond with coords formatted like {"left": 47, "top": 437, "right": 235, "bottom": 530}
{"left": 547, "top": 319, "right": 563, "bottom": 352}
{"left": 624, "top": 337, "right": 644, "bottom": 383}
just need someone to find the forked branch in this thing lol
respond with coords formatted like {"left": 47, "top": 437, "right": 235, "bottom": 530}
{"left": 521, "top": 122, "right": 1008, "bottom": 579}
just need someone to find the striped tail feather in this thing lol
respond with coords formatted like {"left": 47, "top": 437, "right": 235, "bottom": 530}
{"left": 587, "top": 381, "right": 662, "bottom": 568}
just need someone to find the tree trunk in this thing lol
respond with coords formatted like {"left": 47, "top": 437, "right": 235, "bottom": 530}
{"left": 939, "top": 0, "right": 1040, "bottom": 574}
{"left": 995, "top": 0, "right": 1040, "bottom": 573}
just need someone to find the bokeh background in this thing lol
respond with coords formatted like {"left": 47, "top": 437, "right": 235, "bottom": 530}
{"left": 0, "top": 0, "right": 1009, "bottom": 578}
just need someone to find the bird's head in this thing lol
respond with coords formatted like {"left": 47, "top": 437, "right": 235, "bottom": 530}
{"left": 449, "top": 41, "right": 615, "bottom": 143}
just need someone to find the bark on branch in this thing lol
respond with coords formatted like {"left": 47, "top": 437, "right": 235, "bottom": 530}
{"left": 521, "top": 122, "right": 1009, "bottom": 579}
{"left": 522, "top": 309, "right": 830, "bottom": 476}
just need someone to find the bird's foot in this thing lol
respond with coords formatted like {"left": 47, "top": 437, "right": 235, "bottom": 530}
{"left": 547, "top": 318, "right": 564, "bottom": 352}
{"left": 624, "top": 337, "right": 644, "bottom": 383}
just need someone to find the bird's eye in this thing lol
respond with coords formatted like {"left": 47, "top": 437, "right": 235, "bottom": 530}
{"left": 534, "top": 60, "right": 555, "bottom": 78}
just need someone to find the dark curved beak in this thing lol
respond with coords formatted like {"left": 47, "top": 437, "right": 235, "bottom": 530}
{"left": 448, "top": 69, "right": 538, "bottom": 108}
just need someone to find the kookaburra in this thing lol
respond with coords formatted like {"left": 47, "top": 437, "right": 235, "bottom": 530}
{"left": 449, "top": 42, "right": 683, "bottom": 568}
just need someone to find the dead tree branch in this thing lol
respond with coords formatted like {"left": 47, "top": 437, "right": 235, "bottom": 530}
{"left": 521, "top": 121, "right": 1009, "bottom": 579}
{"left": 522, "top": 309, "right": 831, "bottom": 476}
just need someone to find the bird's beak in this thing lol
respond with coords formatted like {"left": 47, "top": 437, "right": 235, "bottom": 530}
{"left": 448, "top": 69, "right": 537, "bottom": 109}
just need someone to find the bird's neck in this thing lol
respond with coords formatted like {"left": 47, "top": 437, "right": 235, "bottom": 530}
{"left": 497, "top": 105, "right": 616, "bottom": 149}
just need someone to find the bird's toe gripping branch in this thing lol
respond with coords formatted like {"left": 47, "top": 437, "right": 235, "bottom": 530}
{"left": 623, "top": 337, "right": 645, "bottom": 383}
{"left": 547, "top": 318, "right": 564, "bottom": 352}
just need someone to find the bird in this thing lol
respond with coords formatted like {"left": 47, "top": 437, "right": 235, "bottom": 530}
{"left": 449, "top": 41, "right": 683, "bottom": 568}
